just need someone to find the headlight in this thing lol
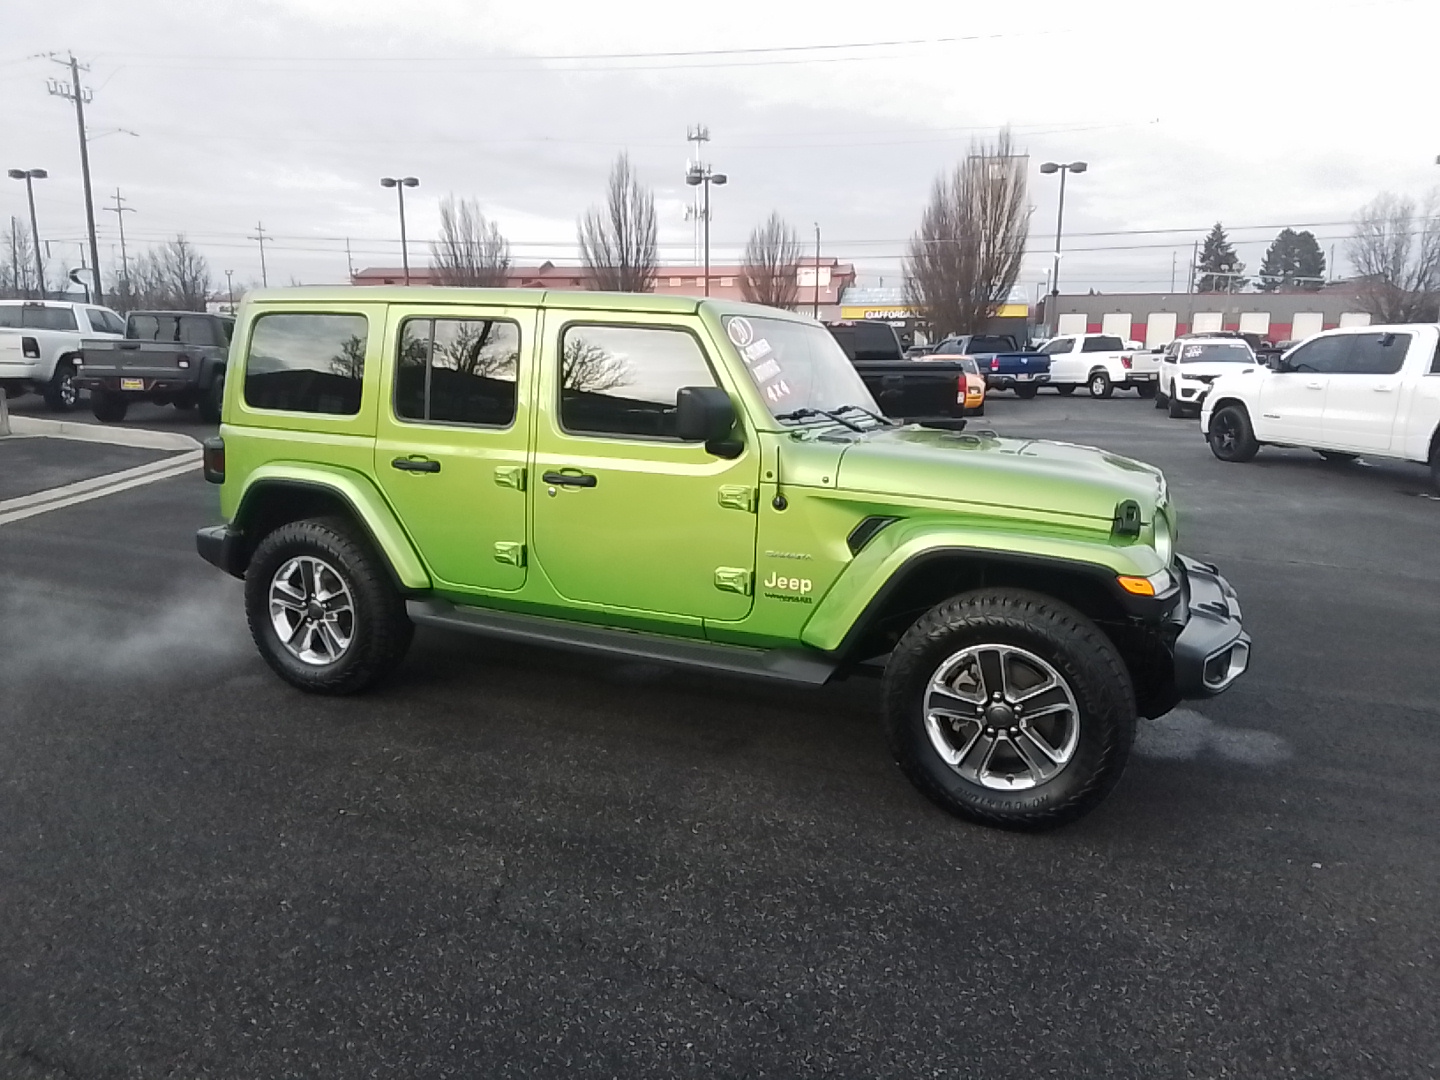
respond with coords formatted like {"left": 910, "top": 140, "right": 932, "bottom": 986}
{"left": 1153, "top": 511, "right": 1174, "bottom": 565}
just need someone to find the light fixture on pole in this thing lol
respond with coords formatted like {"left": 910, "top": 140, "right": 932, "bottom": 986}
{"left": 380, "top": 176, "right": 420, "bottom": 285}
{"left": 1038, "top": 160, "right": 1087, "bottom": 334}
{"left": 685, "top": 163, "right": 726, "bottom": 297}
{"left": 7, "top": 169, "right": 49, "bottom": 299}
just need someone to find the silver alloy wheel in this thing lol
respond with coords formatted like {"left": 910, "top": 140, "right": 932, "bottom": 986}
{"left": 268, "top": 555, "right": 356, "bottom": 666}
{"left": 923, "top": 644, "right": 1080, "bottom": 790}
{"left": 1089, "top": 374, "right": 1107, "bottom": 397}
{"left": 58, "top": 370, "right": 78, "bottom": 407}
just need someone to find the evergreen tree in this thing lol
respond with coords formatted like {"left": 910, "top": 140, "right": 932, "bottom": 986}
{"left": 1256, "top": 228, "right": 1326, "bottom": 292}
{"left": 1196, "top": 222, "right": 1246, "bottom": 293}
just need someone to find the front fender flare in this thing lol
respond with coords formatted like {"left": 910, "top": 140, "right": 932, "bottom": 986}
{"left": 234, "top": 463, "right": 430, "bottom": 590}
{"left": 801, "top": 517, "right": 1163, "bottom": 653}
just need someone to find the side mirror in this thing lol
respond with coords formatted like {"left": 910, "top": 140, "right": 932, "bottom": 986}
{"left": 675, "top": 386, "right": 740, "bottom": 456}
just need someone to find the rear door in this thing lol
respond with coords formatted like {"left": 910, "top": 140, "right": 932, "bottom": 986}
{"left": 1321, "top": 330, "right": 1410, "bottom": 452}
{"left": 373, "top": 303, "right": 536, "bottom": 593}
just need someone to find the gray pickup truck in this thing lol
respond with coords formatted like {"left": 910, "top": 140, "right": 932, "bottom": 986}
{"left": 78, "top": 310, "right": 234, "bottom": 423}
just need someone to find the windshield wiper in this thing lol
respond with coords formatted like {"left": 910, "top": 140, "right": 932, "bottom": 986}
{"left": 833, "top": 403, "right": 895, "bottom": 427}
{"left": 773, "top": 407, "right": 866, "bottom": 433}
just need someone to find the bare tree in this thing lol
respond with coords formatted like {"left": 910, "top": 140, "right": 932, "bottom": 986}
{"left": 903, "top": 129, "right": 1030, "bottom": 337}
{"left": 126, "top": 235, "right": 214, "bottom": 311}
{"left": 578, "top": 153, "right": 657, "bottom": 292}
{"left": 1346, "top": 190, "right": 1440, "bottom": 323}
{"left": 431, "top": 196, "right": 511, "bottom": 287}
{"left": 562, "top": 335, "right": 631, "bottom": 393}
{"left": 1, "top": 218, "right": 40, "bottom": 299}
{"left": 740, "top": 212, "right": 801, "bottom": 308}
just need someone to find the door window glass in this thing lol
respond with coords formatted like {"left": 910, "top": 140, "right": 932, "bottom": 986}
{"left": 1285, "top": 335, "right": 1350, "bottom": 374}
{"left": 1344, "top": 332, "right": 1410, "bottom": 375}
{"left": 395, "top": 317, "right": 520, "bottom": 427}
{"left": 559, "top": 324, "right": 716, "bottom": 439}
{"left": 244, "top": 313, "right": 368, "bottom": 415}
{"left": 179, "top": 316, "right": 218, "bottom": 346}
{"left": 1040, "top": 338, "right": 1073, "bottom": 355}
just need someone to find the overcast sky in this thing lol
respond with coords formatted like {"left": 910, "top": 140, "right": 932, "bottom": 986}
{"left": 4, "top": 0, "right": 1437, "bottom": 300}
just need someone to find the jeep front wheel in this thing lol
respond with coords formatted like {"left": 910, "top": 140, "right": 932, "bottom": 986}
{"left": 882, "top": 589, "right": 1135, "bottom": 831}
{"left": 244, "top": 517, "right": 414, "bottom": 694}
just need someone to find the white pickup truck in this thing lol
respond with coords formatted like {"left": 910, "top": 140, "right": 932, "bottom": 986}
{"left": 0, "top": 300, "right": 126, "bottom": 411}
{"left": 1201, "top": 323, "right": 1440, "bottom": 483}
{"left": 1037, "top": 332, "right": 1160, "bottom": 398}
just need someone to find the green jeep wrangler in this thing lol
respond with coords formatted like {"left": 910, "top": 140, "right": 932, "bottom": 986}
{"left": 197, "top": 288, "right": 1249, "bottom": 830}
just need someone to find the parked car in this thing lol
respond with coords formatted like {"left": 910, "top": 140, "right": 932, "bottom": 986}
{"left": 927, "top": 333, "right": 1051, "bottom": 398}
{"left": 78, "top": 310, "right": 235, "bottom": 423}
{"left": 196, "top": 287, "right": 1249, "bottom": 831}
{"left": 1155, "top": 336, "right": 1261, "bottom": 418}
{"left": 1202, "top": 324, "right": 1440, "bottom": 484}
{"left": 0, "top": 299, "right": 125, "bottom": 410}
{"left": 827, "top": 320, "right": 969, "bottom": 420}
{"left": 926, "top": 351, "right": 988, "bottom": 415}
{"left": 1038, "top": 333, "right": 1159, "bottom": 398}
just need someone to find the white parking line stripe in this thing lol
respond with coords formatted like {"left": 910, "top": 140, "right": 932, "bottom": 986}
{"left": 0, "top": 452, "right": 201, "bottom": 527}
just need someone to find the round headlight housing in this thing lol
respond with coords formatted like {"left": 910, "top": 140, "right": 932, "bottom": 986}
{"left": 1153, "top": 510, "right": 1174, "bottom": 566}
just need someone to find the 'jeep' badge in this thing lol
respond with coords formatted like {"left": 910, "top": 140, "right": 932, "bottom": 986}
{"left": 763, "top": 572, "right": 813, "bottom": 604}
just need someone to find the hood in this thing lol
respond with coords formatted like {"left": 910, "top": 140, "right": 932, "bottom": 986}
{"left": 833, "top": 426, "right": 1164, "bottom": 524}
{"left": 1176, "top": 361, "right": 1263, "bottom": 379}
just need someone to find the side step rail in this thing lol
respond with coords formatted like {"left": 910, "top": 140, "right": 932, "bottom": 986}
{"left": 407, "top": 599, "right": 838, "bottom": 686}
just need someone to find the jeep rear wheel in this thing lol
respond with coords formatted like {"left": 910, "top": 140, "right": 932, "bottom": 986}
{"left": 244, "top": 516, "right": 413, "bottom": 694}
{"left": 882, "top": 589, "right": 1135, "bottom": 831}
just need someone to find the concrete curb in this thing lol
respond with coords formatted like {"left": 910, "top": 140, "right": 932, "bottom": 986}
{"left": 5, "top": 415, "right": 203, "bottom": 452}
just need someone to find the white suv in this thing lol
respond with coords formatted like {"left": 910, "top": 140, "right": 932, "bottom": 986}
{"left": 0, "top": 300, "right": 125, "bottom": 410}
{"left": 1156, "top": 336, "right": 1260, "bottom": 418}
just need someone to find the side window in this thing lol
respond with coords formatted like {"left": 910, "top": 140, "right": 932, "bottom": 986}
{"left": 24, "top": 306, "right": 78, "bottom": 331}
{"left": 0, "top": 307, "right": 18, "bottom": 328}
{"left": 179, "top": 317, "right": 215, "bottom": 346}
{"left": 559, "top": 324, "right": 716, "bottom": 440}
{"left": 244, "top": 313, "right": 368, "bottom": 416}
{"left": 1082, "top": 336, "right": 1123, "bottom": 352}
{"left": 395, "top": 317, "right": 520, "bottom": 427}
{"left": 1286, "top": 335, "right": 1350, "bottom": 374}
{"left": 1344, "top": 332, "right": 1410, "bottom": 376}
{"left": 1040, "top": 338, "right": 1073, "bottom": 355}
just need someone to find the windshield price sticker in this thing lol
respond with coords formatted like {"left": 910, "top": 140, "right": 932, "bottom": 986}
{"left": 751, "top": 358, "right": 781, "bottom": 382}
{"left": 742, "top": 339, "right": 772, "bottom": 363}
{"left": 1183, "top": 345, "right": 1205, "bottom": 359}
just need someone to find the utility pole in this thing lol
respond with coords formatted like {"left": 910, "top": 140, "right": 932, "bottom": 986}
{"left": 105, "top": 188, "right": 134, "bottom": 282}
{"left": 345, "top": 237, "right": 354, "bottom": 282}
{"left": 249, "top": 221, "right": 270, "bottom": 286}
{"left": 1170, "top": 250, "right": 1177, "bottom": 293}
{"left": 813, "top": 223, "right": 821, "bottom": 319}
{"left": 225, "top": 269, "right": 235, "bottom": 310}
{"left": 1188, "top": 240, "right": 1198, "bottom": 293}
{"left": 46, "top": 53, "right": 103, "bottom": 304}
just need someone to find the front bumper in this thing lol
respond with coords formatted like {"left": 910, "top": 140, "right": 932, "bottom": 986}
{"left": 1172, "top": 554, "right": 1250, "bottom": 696}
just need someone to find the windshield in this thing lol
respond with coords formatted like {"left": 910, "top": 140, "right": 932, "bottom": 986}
{"left": 721, "top": 314, "right": 880, "bottom": 425}
{"left": 1179, "top": 342, "right": 1255, "bottom": 364}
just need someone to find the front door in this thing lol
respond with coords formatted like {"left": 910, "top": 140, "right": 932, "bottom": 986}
{"left": 374, "top": 305, "right": 535, "bottom": 593}
{"left": 1256, "top": 333, "right": 1345, "bottom": 444}
{"left": 1322, "top": 330, "right": 1411, "bottom": 452}
{"left": 1041, "top": 336, "right": 1080, "bottom": 382}
{"left": 529, "top": 313, "right": 759, "bottom": 622}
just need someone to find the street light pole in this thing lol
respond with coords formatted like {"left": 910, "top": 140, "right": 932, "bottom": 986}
{"left": 813, "top": 223, "right": 821, "bottom": 319}
{"left": 1039, "top": 160, "right": 1087, "bottom": 335}
{"left": 7, "top": 169, "right": 48, "bottom": 298}
{"left": 380, "top": 176, "right": 420, "bottom": 285}
{"left": 685, "top": 164, "right": 726, "bottom": 297}
{"left": 225, "top": 269, "right": 235, "bottom": 310}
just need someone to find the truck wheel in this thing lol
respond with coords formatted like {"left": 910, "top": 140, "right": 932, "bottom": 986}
{"left": 1167, "top": 394, "right": 1187, "bottom": 419}
{"left": 244, "top": 516, "right": 414, "bottom": 695}
{"left": 882, "top": 589, "right": 1135, "bottom": 831}
{"left": 90, "top": 388, "right": 129, "bottom": 423}
{"left": 1056, "top": 384, "right": 1076, "bottom": 396}
{"left": 1136, "top": 383, "right": 1157, "bottom": 399}
{"left": 1154, "top": 385, "right": 1167, "bottom": 409}
{"left": 44, "top": 359, "right": 80, "bottom": 412}
{"left": 1087, "top": 371, "right": 1113, "bottom": 399}
{"left": 1015, "top": 385, "right": 1039, "bottom": 400}
{"left": 197, "top": 375, "right": 224, "bottom": 425}
{"left": 1208, "top": 404, "right": 1259, "bottom": 463}
{"left": 1316, "top": 450, "right": 1357, "bottom": 464}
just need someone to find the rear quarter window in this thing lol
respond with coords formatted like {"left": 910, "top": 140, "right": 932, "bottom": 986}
{"left": 1082, "top": 336, "right": 1124, "bottom": 352}
{"left": 243, "top": 313, "right": 368, "bottom": 416}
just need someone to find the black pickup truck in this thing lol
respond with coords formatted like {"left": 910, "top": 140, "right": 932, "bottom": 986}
{"left": 78, "top": 310, "right": 233, "bottom": 423}
{"left": 826, "top": 320, "right": 971, "bottom": 419}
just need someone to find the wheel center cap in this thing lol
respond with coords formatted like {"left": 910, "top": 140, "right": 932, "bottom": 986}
{"left": 306, "top": 600, "right": 325, "bottom": 621}
{"left": 984, "top": 703, "right": 1015, "bottom": 728}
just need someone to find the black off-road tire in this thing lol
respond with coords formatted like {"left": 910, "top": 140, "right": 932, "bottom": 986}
{"left": 197, "top": 374, "right": 224, "bottom": 425}
{"left": 1136, "top": 382, "right": 1157, "bottom": 399}
{"left": 1056, "top": 384, "right": 1076, "bottom": 396}
{"left": 1015, "top": 385, "right": 1039, "bottom": 400}
{"left": 244, "top": 516, "right": 414, "bottom": 695}
{"left": 1208, "top": 404, "right": 1260, "bottom": 463}
{"left": 1167, "top": 393, "right": 1187, "bottom": 419}
{"left": 1087, "top": 370, "right": 1113, "bottom": 399}
{"left": 90, "top": 388, "right": 129, "bottom": 423}
{"left": 882, "top": 589, "right": 1136, "bottom": 831}
{"left": 1154, "top": 384, "right": 1168, "bottom": 409}
{"left": 44, "top": 358, "right": 80, "bottom": 412}
{"left": 1430, "top": 440, "right": 1440, "bottom": 492}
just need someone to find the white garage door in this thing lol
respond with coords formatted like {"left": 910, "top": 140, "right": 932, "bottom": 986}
{"left": 1101, "top": 313, "right": 1133, "bottom": 340}
{"left": 1339, "top": 312, "right": 1372, "bottom": 328}
{"left": 1145, "top": 313, "right": 1177, "bottom": 349}
{"left": 1290, "top": 312, "right": 1324, "bottom": 341}
{"left": 1057, "top": 313, "right": 1089, "bottom": 335}
{"left": 1191, "top": 312, "right": 1224, "bottom": 334}
{"left": 1238, "top": 312, "right": 1271, "bottom": 336}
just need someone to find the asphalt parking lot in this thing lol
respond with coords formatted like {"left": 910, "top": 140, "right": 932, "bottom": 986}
{"left": 2, "top": 390, "right": 1437, "bottom": 1078}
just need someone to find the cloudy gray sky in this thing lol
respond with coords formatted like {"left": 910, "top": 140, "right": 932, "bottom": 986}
{"left": 4, "top": 0, "right": 1437, "bottom": 299}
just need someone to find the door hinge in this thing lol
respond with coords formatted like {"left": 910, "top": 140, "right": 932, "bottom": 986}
{"left": 717, "top": 485, "right": 757, "bottom": 513}
{"left": 713, "top": 567, "right": 752, "bottom": 595}
{"left": 493, "top": 541, "right": 526, "bottom": 567}
{"left": 494, "top": 465, "right": 526, "bottom": 491}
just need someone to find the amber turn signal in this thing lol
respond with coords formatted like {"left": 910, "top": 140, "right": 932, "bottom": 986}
{"left": 1116, "top": 575, "right": 1156, "bottom": 596}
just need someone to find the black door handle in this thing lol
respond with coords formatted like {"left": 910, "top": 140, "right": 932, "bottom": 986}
{"left": 542, "top": 470, "right": 597, "bottom": 488}
{"left": 392, "top": 457, "right": 441, "bottom": 473}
